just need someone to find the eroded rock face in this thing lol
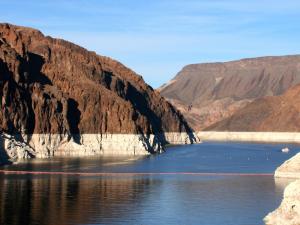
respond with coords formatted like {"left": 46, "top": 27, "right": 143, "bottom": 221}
{"left": 0, "top": 23, "right": 197, "bottom": 162}
{"left": 159, "top": 56, "right": 300, "bottom": 131}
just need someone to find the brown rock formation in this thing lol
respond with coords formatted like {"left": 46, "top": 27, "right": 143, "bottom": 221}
{"left": 159, "top": 56, "right": 300, "bottom": 130}
{"left": 206, "top": 84, "right": 300, "bottom": 131}
{"left": 0, "top": 23, "right": 196, "bottom": 160}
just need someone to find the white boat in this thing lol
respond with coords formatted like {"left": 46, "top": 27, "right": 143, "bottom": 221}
{"left": 281, "top": 147, "right": 290, "bottom": 153}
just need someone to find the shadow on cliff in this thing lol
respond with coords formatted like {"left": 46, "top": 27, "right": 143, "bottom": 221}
{"left": 101, "top": 72, "right": 164, "bottom": 135}
{"left": 27, "top": 53, "right": 52, "bottom": 85}
{"left": 125, "top": 83, "right": 169, "bottom": 151}
{"left": 27, "top": 53, "right": 81, "bottom": 142}
{"left": 125, "top": 84, "right": 198, "bottom": 151}
{"left": 124, "top": 82, "right": 197, "bottom": 151}
{"left": 10, "top": 52, "right": 48, "bottom": 142}
{"left": 0, "top": 58, "right": 34, "bottom": 142}
{"left": 67, "top": 98, "right": 81, "bottom": 143}
{"left": 1, "top": 52, "right": 82, "bottom": 149}
{"left": 126, "top": 84, "right": 162, "bottom": 132}
{"left": 168, "top": 103, "right": 198, "bottom": 144}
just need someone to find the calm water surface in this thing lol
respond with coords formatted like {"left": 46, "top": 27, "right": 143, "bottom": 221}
{"left": 0, "top": 142, "right": 299, "bottom": 225}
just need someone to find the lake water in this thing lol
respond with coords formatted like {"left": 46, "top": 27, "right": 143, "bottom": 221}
{"left": 0, "top": 142, "right": 299, "bottom": 225}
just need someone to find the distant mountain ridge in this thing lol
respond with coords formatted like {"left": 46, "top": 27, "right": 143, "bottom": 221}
{"left": 159, "top": 55, "right": 300, "bottom": 131}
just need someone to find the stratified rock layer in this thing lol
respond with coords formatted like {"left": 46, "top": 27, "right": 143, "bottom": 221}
{"left": 0, "top": 23, "right": 197, "bottom": 163}
{"left": 159, "top": 56, "right": 300, "bottom": 130}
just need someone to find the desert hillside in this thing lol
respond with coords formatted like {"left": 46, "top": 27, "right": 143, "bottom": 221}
{"left": 159, "top": 56, "right": 300, "bottom": 130}
{"left": 206, "top": 83, "right": 300, "bottom": 131}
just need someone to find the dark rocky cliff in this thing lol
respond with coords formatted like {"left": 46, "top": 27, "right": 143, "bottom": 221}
{"left": 0, "top": 23, "right": 197, "bottom": 161}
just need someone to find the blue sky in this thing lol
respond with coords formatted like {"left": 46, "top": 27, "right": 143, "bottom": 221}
{"left": 1, "top": 0, "right": 300, "bottom": 88}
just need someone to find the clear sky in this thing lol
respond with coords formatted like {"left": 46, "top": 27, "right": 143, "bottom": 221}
{"left": 1, "top": 0, "right": 300, "bottom": 88}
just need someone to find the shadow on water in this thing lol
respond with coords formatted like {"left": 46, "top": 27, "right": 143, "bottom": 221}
{"left": 67, "top": 98, "right": 81, "bottom": 143}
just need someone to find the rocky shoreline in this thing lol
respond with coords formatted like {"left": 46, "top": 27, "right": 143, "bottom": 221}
{"left": 198, "top": 132, "right": 300, "bottom": 143}
{"left": 0, "top": 132, "right": 199, "bottom": 165}
{"left": 264, "top": 179, "right": 300, "bottom": 225}
{"left": 274, "top": 153, "right": 300, "bottom": 179}
{"left": 264, "top": 152, "right": 300, "bottom": 224}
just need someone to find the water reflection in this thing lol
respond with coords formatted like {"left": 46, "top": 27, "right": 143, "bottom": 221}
{"left": 0, "top": 175, "right": 285, "bottom": 225}
{"left": 4, "top": 156, "right": 147, "bottom": 173}
{"left": 1, "top": 142, "right": 299, "bottom": 225}
{"left": 0, "top": 175, "right": 159, "bottom": 225}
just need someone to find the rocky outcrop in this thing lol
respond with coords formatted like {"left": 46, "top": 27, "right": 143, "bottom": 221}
{"left": 159, "top": 56, "right": 300, "bottom": 131}
{"left": 0, "top": 23, "right": 198, "bottom": 163}
{"left": 264, "top": 153, "right": 300, "bottom": 224}
{"left": 264, "top": 179, "right": 300, "bottom": 225}
{"left": 0, "top": 133, "right": 35, "bottom": 164}
{"left": 207, "top": 84, "right": 300, "bottom": 132}
{"left": 274, "top": 153, "right": 300, "bottom": 179}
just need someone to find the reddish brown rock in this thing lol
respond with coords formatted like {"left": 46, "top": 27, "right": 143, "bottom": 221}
{"left": 206, "top": 84, "right": 300, "bottom": 131}
{"left": 0, "top": 23, "right": 196, "bottom": 160}
{"left": 159, "top": 56, "right": 300, "bottom": 130}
